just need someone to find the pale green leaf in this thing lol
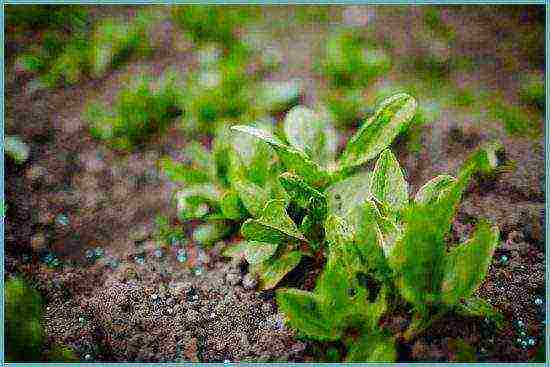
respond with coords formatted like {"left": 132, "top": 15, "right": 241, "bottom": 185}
{"left": 241, "top": 199, "right": 305, "bottom": 244}
{"left": 345, "top": 333, "right": 397, "bottom": 362}
{"left": 340, "top": 93, "right": 417, "bottom": 168}
{"left": 160, "top": 157, "right": 211, "bottom": 185}
{"left": 326, "top": 171, "right": 372, "bottom": 217}
{"left": 221, "top": 240, "right": 249, "bottom": 260}
{"left": 192, "top": 221, "right": 231, "bottom": 246}
{"left": 174, "top": 184, "right": 221, "bottom": 220}
{"left": 231, "top": 125, "right": 330, "bottom": 187}
{"left": 283, "top": 105, "right": 337, "bottom": 167}
{"left": 370, "top": 149, "right": 408, "bottom": 211}
{"left": 220, "top": 190, "right": 247, "bottom": 220}
{"left": 415, "top": 174, "right": 457, "bottom": 204}
{"left": 440, "top": 221, "right": 499, "bottom": 305}
{"left": 279, "top": 172, "right": 326, "bottom": 210}
{"left": 251, "top": 250, "right": 302, "bottom": 290}
{"left": 232, "top": 177, "right": 269, "bottom": 217}
{"left": 244, "top": 241, "right": 278, "bottom": 265}
{"left": 276, "top": 288, "right": 339, "bottom": 341}
{"left": 5, "top": 135, "right": 30, "bottom": 164}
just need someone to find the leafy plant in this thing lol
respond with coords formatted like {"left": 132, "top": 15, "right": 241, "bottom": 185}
{"left": 321, "top": 29, "right": 391, "bottom": 89}
{"left": 276, "top": 142, "right": 503, "bottom": 361}
{"left": 163, "top": 121, "right": 286, "bottom": 246}
{"left": 370, "top": 144, "right": 503, "bottom": 339}
{"left": 84, "top": 71, "right": 183, "bottom": 150}
{"left": 5, "top": 277, "right": 44, "bottom": 362}
{"left": 519, "top": 71, "right": 544, "bottom": 110}
{"left": 171, "top": 5, "right": 255, "bottom": 49}
{"left": 228, "top": 93, "right": 417, "bottom": 289}
{"left": 14, "top": 10, "right": 154, "bottom": 89}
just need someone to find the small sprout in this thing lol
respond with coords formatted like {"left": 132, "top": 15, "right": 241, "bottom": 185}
{"left": 520, "top": 331, "right": 527, "bottom": 337}
{"left": 78, "top": 317, "right": 85, "bottom": 324}
{"left": 520, "top": 340, "right": 528, "bottom": 349}
{"left": 193, "top": 267, "right": 204, "bottom": 276}
{"left": 499, "top": 255, "right": 508, "bottom": 264}
{"left": 515, "top": 319, "right": 525, "bottom": 329}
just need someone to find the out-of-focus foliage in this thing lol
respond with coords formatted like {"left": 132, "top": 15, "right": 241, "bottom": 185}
{"left": 84, "top": 71, "right": 182, "bottom": 150}
{"left": 5, "top": 277, "right": 44, "bottom": 362}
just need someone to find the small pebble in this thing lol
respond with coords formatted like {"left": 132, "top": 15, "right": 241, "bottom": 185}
{"left": 500, "top": 255, "right": 508, "bottom": 264}
{"left": 85, "top": 249, "right": 95, "bottom": 260}
{"left": 106, "top": 257, "right": 120, "bottom": 269}
{"left": 176, "top": 249, "right": 187, "bottom": 263}
{"left": 193, "top": 267, "right": 204, "bottom": 276}
{"left": 151, "top": 293, "right": 159, "bottom": 301}
{"left": 223, "top": 359, "right": 231, "bottom": 364}
{"left": 153, "top": 249, "right": 164, "bottom": 258}
{"left": 84, "top": 354, "right": 92, "bottom": 361}
{"left": 242, "top": 274, "right": 258, "bottom": 291}
{"left": 535, "top": 298, "right": 543, "bottom": 305}
{"left": 78, "top": 317, "right": 85, "bottom": 324}
{"left": 55, "top": 214, "right": 70, "bottom": 227}
{"left": 527, "top": 337, "right": 536, "bottom": 346}
{"left": 134, "top": 254, "right": 145, "bottom": 265}
{"left": 94, "top": 247, "right": 104, "bottom": 258}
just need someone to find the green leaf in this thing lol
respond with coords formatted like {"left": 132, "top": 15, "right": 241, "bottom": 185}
{"left": 251, "top": 250, "right": 302, "bottom": 290}
{"left": 340, "top": 93, "right": 417, "bottom": 168}
{"left": 160, "top": 157, "right": 212, "bottom": 185}
{"left": 276, "top": 288, "right": 339, "bottom": 341}
{"left": 174, "top": 185, "right": 221, "bottom": 220}
{"left": 241, "top": 199, "right": 305, "bottom": 244}
{"left": 244, "top": 241, "right": 278, "bottom": 265}
{"left": 326, "top": 171, "right": 372, "bottom": 217}
{"left": 440, "top": 221, "right": 499, "bottom": 305}
{"left": 231, "top": 125, "right": 330, "bottom": 187}
{"left": 192, "top": 220, "right": 231, "bottom": 246}
{"left": 370, "top": 149, "right": 408, "bottom": 211}
{"left": 415, "top": 174, "right": 457, "bottom": 204}
{"left": 232, "top": 177, "right": 269, "bottom": 217}
{"left": 324, "top": 214, "right": 355, "bottom": 248}
{"left": 279, "top": 172, "right": 326, "bottom": 210}
{"left": 455, "top": 297, "right": 505, "bottom": 330}
{"left": 345, "top": 333, "right": 397, "bottom": 362}
{"left": 283, "top": 106, "right": 337, "bottom": 167}
{"left": 220, "top": 190, "right": 247, "bottom": 220}
{"left": 221, "top": 240, "right": 249, "bottom": 260}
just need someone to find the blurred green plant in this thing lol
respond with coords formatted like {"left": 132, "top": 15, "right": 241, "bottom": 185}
{"left": 171, "top": 5, "right": 255, "bottom": 49}
{"left": 14, "top": 10, "right": 154, "bottom": 89}
{"left": 84, "top": 71, "right": 182, "bottom": 150}
{"left": 45, "top": 344, "right": 80, "bottom": 362}
{"left": 5, "top": 277, "right": 44, "bottom": 362}
{"left": 321, "top": 29, "right": 391, "bottom": 89}
{"left": 489, "top": 100, "right": 541, "bottom": 138}
{"left": 519, "top": 72, "right": 545, "bottom": 110}
{"left": 228, "top": 93, "right": 417, "bottom": 289}
{"left": 6, "top": 5, "right": 88, "bottom": 32}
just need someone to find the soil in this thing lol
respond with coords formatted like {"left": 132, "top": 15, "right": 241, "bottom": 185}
{"left": 4, "top": 5, "right": 545, "bottom": 362}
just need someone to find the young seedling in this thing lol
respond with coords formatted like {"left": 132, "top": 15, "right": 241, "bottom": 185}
{"left": 367, "top": 143, "right": 504, "bottom": 340}
{"left": 84, "top": 71, "right": 182, "bottom": 150}
{"left": 229, "top": 93, "right": 417, "bottom": 289}
{"left": 321, "top": 29, "right": 391, "bottom": 89}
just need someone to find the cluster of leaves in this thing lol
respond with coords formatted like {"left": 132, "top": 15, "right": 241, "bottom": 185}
{"left": 222, "top": 93, "right": 416, "bottom": 290}
{"left": 161, "top": 121, "right": 287, "bottom": 246}
{"left": 6, "top": 5, "right": 88, "bottom": 32}
{"left": 83, "top": 71, "right": 183, "bottom": 150}
{"left": 14, "top": 9, "right": 153, "bottom": 89}
{"left": 5, "top": 277, "right": 44, "bottom": 362}
{"left": 212, "top": 90, "right": 504, "bottom": 361}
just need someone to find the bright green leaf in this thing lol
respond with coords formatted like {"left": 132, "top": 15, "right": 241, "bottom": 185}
{"left": 440, "top": 221, "right": 499, "bottom": 305}
{"left": 251, "top": 250, "right": 302, "bottom": 290}
{"left": 345, "top": 333, "right": 397, "bottom": 362}
{"left": 244, "top": 241, "right": 278, "bottom": 265}
{"left": 241, "top": 199, "right": 305, "bottom": 244}
{"left": 370, "top": 149, "right": 408, "bottom": 211}
{"left": 415, "top": 175, "right": 457, "bottom": 204}
{"left": 326, "top": 171, "right": 372, "bottom": 217}
{"left": 340, "top": 93, "right": 417, "bottom": 168}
